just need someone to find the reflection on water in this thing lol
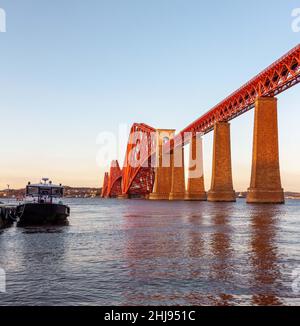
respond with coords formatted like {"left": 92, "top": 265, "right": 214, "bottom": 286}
{"left": 0, "top": 198, "right": 299, "bottom": 306}
{"left": 250, "top": 207, "right": 282, "bottom": 306}
{"left": 209, "top": 211, "right": 234, "bottom": 306}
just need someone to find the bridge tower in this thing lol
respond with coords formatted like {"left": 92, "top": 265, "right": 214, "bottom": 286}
{"left": 185, "top": 134, "right": 207, "bottom": 201}
{"left": 149, "top": 129, "right": 175, "bottom": 200}
{"left": 207, "top": 122, "right": 236, "bottom": 202}
{"left": 101, "top": 172, "right": 109, "bottom": 198}
{"left": 247, "top": 97, "right": 284, "bottom": 204}
{"left": 107, "top": 160, "right": 122, "bottom": 198}
{"left": 169, "top": 139, "right": 186, "bottom": 201}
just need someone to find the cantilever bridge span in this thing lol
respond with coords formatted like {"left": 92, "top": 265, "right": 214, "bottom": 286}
{"left": 101, "top": 44, "right": 300, "bottom": 203}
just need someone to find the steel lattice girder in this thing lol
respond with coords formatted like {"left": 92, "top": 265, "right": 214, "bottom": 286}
{"left": 109, "top": 177, "right": 122, "bottom": 198}
{"left": 122, "top": 123, "right": 156, "bottom": 196}
{"left": 177, "top": 44, "right": 300, "bottom": 139}
{"left": 107, "top": 160, "right": 123, "bottom": 198}
{"left": 101, "top": 172, "right": 109, "bottom": 198}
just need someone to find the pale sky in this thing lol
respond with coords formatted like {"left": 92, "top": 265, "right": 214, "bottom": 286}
{"left": 0, "top": 0, "right": 300, "bottom": 191}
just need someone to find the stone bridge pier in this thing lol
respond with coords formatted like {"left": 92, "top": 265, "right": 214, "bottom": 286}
{"left": 149, "top": 129, "right": 175, "bottom": 200}
{"left": 247, "top": 97, "right": 284, "bottom": 204}
{"left": 185, "top": 134, "right": 207, "bottom": 201}
{"left": 207, "top": 122, "right": 236, "bottom": 202}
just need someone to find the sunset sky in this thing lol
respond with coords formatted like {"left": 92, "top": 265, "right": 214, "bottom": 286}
{"left": 0, "top": 0, "right": 299, "bottom": 191}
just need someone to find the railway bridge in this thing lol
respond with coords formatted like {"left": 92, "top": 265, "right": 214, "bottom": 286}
{"left": 101, "top": 44, "right": 300, "bottom": 204}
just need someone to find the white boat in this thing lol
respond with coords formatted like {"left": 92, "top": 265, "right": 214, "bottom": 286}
{"left": 16, "top": 178, "right": 70, "bottom": 227}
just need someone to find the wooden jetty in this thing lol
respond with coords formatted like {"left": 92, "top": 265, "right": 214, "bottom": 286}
{"left": 0, "top": 204, "right": 17, "bottom": 229}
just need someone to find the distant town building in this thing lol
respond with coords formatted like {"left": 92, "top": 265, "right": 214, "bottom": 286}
{"left": 0, "top": 187, "right": 101, "bottom": 199}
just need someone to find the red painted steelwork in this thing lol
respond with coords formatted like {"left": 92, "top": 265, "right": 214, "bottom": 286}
{"left": 177, "top": 44, "right": 300, "bottom": 140}
{"left": 122, "top": 123, "right": 156, "bottom": 197}
{"left": 101, "top": 172, "right": 109, "bottom": 198}
{"left": 107, "top": 160, "right": 123, "bottom": 198}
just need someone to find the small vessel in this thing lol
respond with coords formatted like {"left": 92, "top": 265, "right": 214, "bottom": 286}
{"left": 16, "top": 178, "right": 70, "bottom": 227}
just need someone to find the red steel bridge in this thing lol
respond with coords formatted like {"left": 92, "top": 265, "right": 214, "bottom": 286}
{"left": 101, "top": 44, "right": 300, "bottom": 200}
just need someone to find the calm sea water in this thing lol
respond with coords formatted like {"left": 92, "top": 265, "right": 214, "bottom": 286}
{"left": 0, "top": 198, "right": 300, "bottom": 306}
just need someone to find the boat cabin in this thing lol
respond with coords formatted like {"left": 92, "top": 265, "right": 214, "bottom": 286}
{"left": 25, "top": 178, "right": 64, "bottom": 204}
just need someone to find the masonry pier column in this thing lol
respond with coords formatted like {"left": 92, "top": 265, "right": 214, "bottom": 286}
{"left": 247, "top": 97, "right": 284, "bottom": 204}
{"left": 207, "top": 122, "right": 236, "bottom": 202}
{"left": 149, "top": 129, "right": 175, "bottom": 200}
{"left": 185, "top": 134, "right": 207, "bottom": 201}
{"left": 169, "top": 142, "right": 186, "bottom": 201}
